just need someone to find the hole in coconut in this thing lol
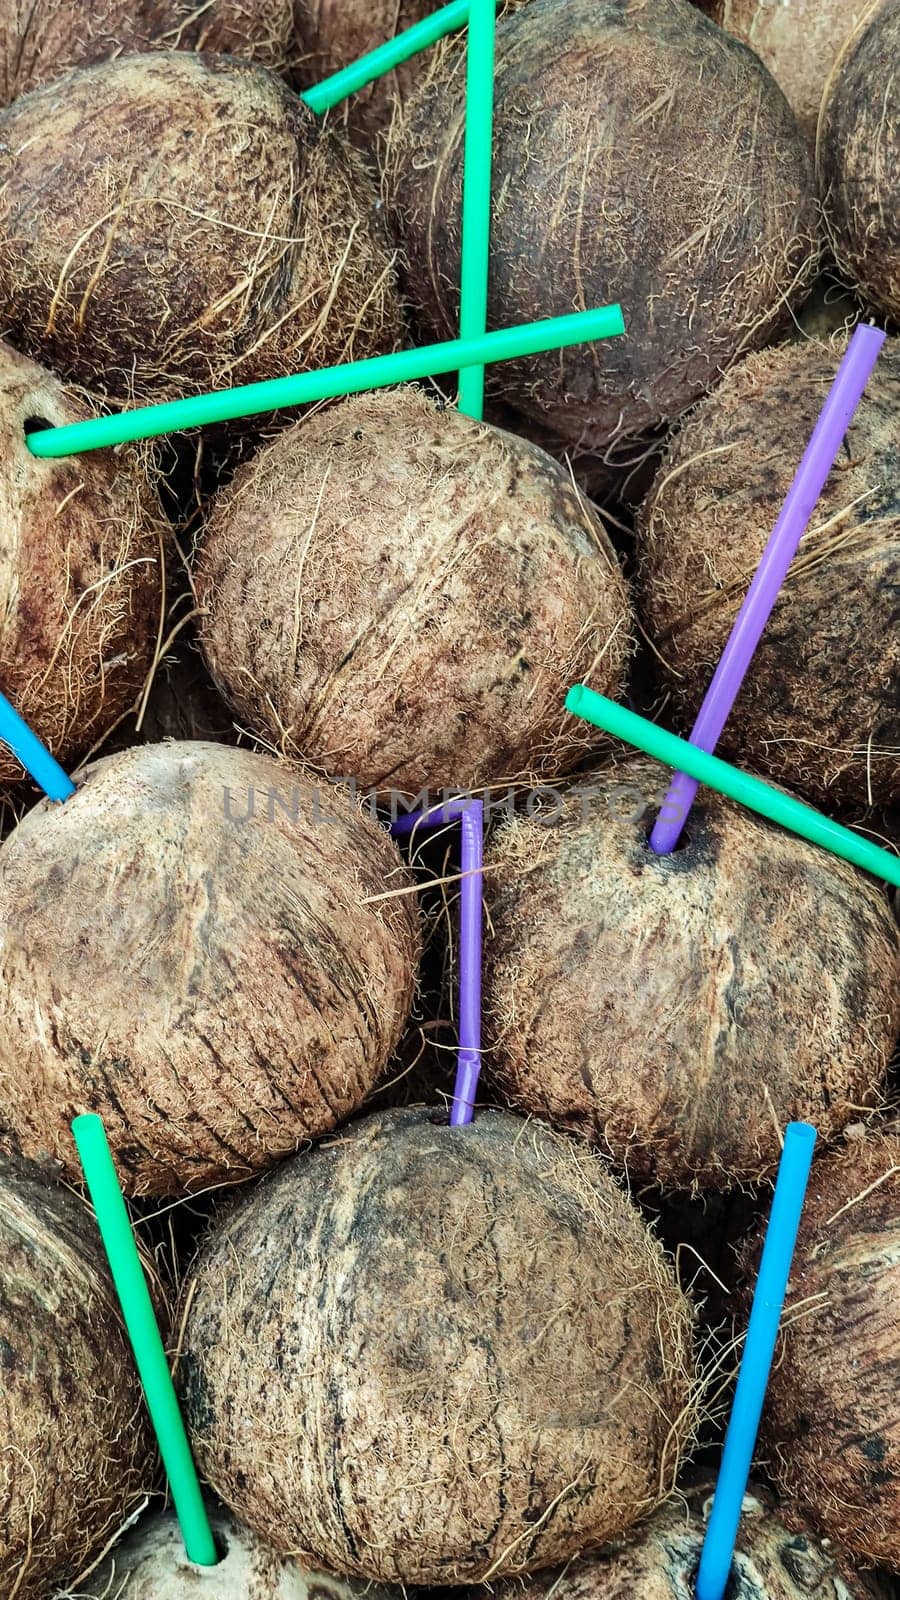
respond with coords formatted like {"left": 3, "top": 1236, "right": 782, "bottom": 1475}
{"left": 24, "top": 415, "right": 54, "bottom": 438}
{"left": 212, "top": 1530, "right": 229, "bottom": 1563}
{"left": 427, "top": 1108, "right": 449, "bottom": 1126}
{"left": 643, "top": 814, "right": 693, "bottom": 853}
{"left": 685, "top": 1555, "right": 740, "bottom": 1599}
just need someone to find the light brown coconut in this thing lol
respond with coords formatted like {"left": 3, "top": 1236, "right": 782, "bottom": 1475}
{"left": 0, "top": 1152, "right": 155, "bottom": 1600}
{"left": 385, "top": 0, "right": 819, "bottom": 459}
{"left": 639, "top": 336, "right": 900, "bottom": 807}
{"left": 0, "top": 741, "right": 420, "bottom": 1195}
{"left": 196, "top": 386, "right": 632, "bottom": 796}
{"left": 0, "top": 52, "right": 402, "bottom": 406}
{"left": 758, "top": 1130, "right": 900, "bottom": 1570}
{"left": 0, "top": 339, "right": 165, "bottom": 786}
{"left": 709, "top": 1, "right": 870, "bottom": 141}
{"left": 482, "top": 757, "right": 900, "bottom": 1191}
{"left": 817, "top": 0, "right": 900, "bottom": 324}
{"left": 179, "top": 1106, "right": 698, "bottom": 1585}
{"left": 0, "top": 0, "right": 296, "bottom": 104}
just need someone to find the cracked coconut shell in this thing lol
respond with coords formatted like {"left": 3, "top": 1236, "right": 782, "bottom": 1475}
{"left": 0, "top": 741, "right": 420, "bottom": 1195}
{"left": 385, "top": 0, "right": 819, "bottom": 457}
{"left": 0, "top": 52, "right": 402, "bottom": 405}
{"left": 482, "top": 758, "right": 900, "bottom": 1191}
{"left": 638, "top": 336, "right": 900, "bottom": 808}
{"left": 0, "top": 1152, "right": 155, "bottom": 1600}
{"left": 196, "top": 387, "right": 632, "bottom": 796}
{"left": 0, "top": 339, "right": 164, "bottom": 787}
{"left": 178, "top": 1106, "right": 698, "bottom": 1585}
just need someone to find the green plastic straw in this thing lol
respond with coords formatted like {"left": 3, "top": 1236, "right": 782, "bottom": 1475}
{"left": 72, "top": 1115, "right": 219, "bottom": 1568}
{"left": 301, "top": 0, "right": 481, "bottom": 114}
{"left": 458, "top": 0, "right": 496, "bottom": 418}
{"left": 25, "top": 306, "right": 624, "bottom": 457}
{"left": 565, "top": 686, "right": 900, "bottom": 888}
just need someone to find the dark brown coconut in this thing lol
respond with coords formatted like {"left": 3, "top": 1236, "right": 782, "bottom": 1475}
{"left": 710, "top": 1, "right": 870, "bottom": 141}
{"left": 0, "top": 741, "right": 420, "bottom": 1195}
{"left": 385, "top": 0, "right": 818, "bottom": 457}
{"left": 0, "top": 1152, "right": 154, "bottom": 1600}
{"left": 639, "top": 336, "right": 900, "bottom": 807}
{"left": 179, "top": 1106, "right": 698, "bottom": 1585}
{"left": 482, "top": 758, "right": 900, "bottom": 1191}
{"left": 0, "top": 0, "right": 296, "bottom": 104}
{"left": 0, "top": 340, "right": 165, "bottom": 785}
{"left": 0, "top": 52, "right": 402, "bottom": 406}
{"left": 758, "top": 1130, "right": 900, "bottom": 1570}
{"left": 196, "top": 387, "right": 632, "bottom": 795}
{"left": 817, "top": 0, "right": 900, "bottom": 324}
{"left": 292, "top": 1, "right": 437, "bottom": 130}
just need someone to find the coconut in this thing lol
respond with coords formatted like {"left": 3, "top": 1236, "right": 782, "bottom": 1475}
{"left": 292, "top": 1, "right": 436, "bottom": 130}
{"left": 709, "top": 2, "right": 870, "bottom": 141}
{"left": 481, "top": 758, "right": 900, "bottom": 1191}
{"left": 758, "top": 1130, "right": 900, "bottom": 1570}
{"left": 0, "top": 1151, "right": 154, "bottom": 1600}
{"left": 817, "top": 0, "right": 900, "bottom": 324}
{"left": 0, "top": 52, "right": 402, "bottom": 407}
{"left": 385, "top": 0, "right": 818, "bottom": 459}
{"left": 0, "top": 0, "right": 296, "bottom": 104}
{"left": 0, "top": 741, "right": 420, "bottom": 1195}
{"left": 179, "top": 1105, "right": 698, "bottom": 1584}
{"left": 0, "top": 339, "right": 165, "bottom": 786}
{"left": 639, "top": 337, "right": 900, "bottom": 808}
{"left": 196, "top": 386, "right": 632, "bottom": 796}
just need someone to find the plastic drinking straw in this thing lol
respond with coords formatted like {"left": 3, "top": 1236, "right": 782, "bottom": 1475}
{"left": 391, "top": 798, "right": 484, "bottom": 1124}
{"left": 72, "top": 1114, "right": 219, "bottom": 1568}
{"left": 564, "top": 686, "right": 900, "bottom": 888}
{"left": 25, "top": 306, "right": 624, "bottom": 459}
{"left": 695, "top": 1121, "right": 817, "bottom": 1600}
{"left": 301, "top": 0, "right": 489, "bottom": 115}
{"left": 458, "top": 0, "right": 496, "bottom": 418}
{"left": 651, "top": 322, "right": 886, "bottom": 856}
{"left": 0, "top": 689, "right": 76, "bottom": 801}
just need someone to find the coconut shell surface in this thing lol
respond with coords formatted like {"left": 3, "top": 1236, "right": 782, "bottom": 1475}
{"left": 0, "top": 741, "right": 420, "bottom": 1195}
{"left": 710, "top": 0, "right": 869, "bottom": 141}
{"left": 385, "top": 0, "right": 818, "bottom": 456}
{"left": 0, "top": 0, "right": 296, "bottom": 104}
{"left": 179, "top": 1106, "right": 698, "bottom": 1584}
{"left": 482, "top": 758, "right": 900, "bottom": 1191}
{"left": 196, "top": 387, "right": 632, "bottom": 795}
{"left": 0, "top": 52, "right": 402, "bottom": 405}
{"left": 0, "top": 340, "right": 164, "bottom": 786}
{"left": 639, "top": 337, "right": 900, "bottom": 807}
{"left": 759, "top": 1131, "right": 900, "bottom": 1570}
{"left": 0, "top": 1153, "right": 154, "bottom": 1600}
{"left": 817, "top": 0, "right": 900, "bottom": 324}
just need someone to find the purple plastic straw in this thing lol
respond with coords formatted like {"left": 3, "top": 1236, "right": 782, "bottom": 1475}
{"left": 651, "top": 323, "right": 886, "bottom": 855}
{"left": 390, "top": 798, "right": 484, "bottom": 1125}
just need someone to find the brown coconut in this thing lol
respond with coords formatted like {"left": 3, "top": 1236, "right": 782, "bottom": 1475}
{"left": 0, "top": 52, "right": 402, "bottom": 406}
{"left": 0, "top": 1152, "right": 155, "bottom": 1600}
{"left": 196, "top": 387, "right": 632, "bottom": 796}
{"left": 0, "top": 0, "right": 296, "bottom": 105}
{"left": 482, "top": 757, "right": 900, "bottom": 1191}
{"left": 179, "top": 1105, "right": 698, "bottom": 1585}
{"left": 817, "top": 0, "right": 900, "bottom": 324}
{"left": 385, "top": 0, "right": 819, "bottom": 458}
{"left": 292, "top": 1, "right": 437, "bottom": 130}
{"left": 0, "top": 339, "right": 165, "bottom": 786}
{"left": 0, "top": 741, "right": 420, "bottom": 1195}
{"left": 709, "top": 1, "right": 870, "bottom": 141}
{"left": 639, "top": 336, "right": 900, "bottom": 807}
{"left": 758, "top": 1130, "right": 900, "bottom": 1570}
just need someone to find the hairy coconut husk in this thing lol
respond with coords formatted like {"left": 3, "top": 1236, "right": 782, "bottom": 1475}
{"left": 0, "top": 741, "right": 420, "bottom": 1195}
{"left": 638, "top": 336, "right": 900, "bottom": 807}
{"left": 0, "top": 339, "right": 165, "bottom": 786}
{"left": 384, "top": 0, "right": 819, "bottom": 457}
{"left": 482, "top": 758, "right": 900, "bottom": 1191}
{"left": 709, "top": 1, "right": 870, "bottom": 141}
{"left": 0, "top": 1152, "right": 155, "bottom": 1600}
{"left": 0, "top": 0, "right": 296, "bottom": 104}
{"left": 0, "top": 52, "right": 402, "bottom": 406}
{"left": 179, "top": 1106, "right": 698, "bottom": 1584}
{"left": 817, "top": 0, "right": 900, "bottom": 324}
{"left": 756, "top": 1130, "right": 900, "bottom": 1570}
{"left": 292, "top": 0, "right": 437, "bottom": 132}
{"left": 196, "top": 386, "right": 632, "bottom": 795}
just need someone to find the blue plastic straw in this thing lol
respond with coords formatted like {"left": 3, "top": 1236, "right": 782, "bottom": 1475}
{"left": 458, "top": 0, "right": 496, "bottom": 418}
{"left": 0, "top": 689, "right": 75, "bottom": 800}
{"left": 696, "top": 1122, "right": 817, "bottom": 1600}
